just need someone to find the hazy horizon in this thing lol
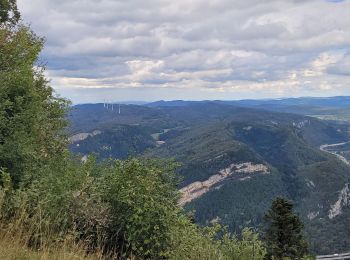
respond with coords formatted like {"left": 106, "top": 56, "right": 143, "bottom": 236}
{"left": 70, "top": 95, "right": 350, "bottom": 105}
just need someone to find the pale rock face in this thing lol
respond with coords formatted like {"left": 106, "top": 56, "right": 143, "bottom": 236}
{"left": 69, "top": 130, "right": 102, "bottom": 143}
{"left": 81, "top": 155, "right": 88, "bottom": 163}
{"left": 328, "top": 183, "right": 350, "bottom": 219}
{"left": 307, "top": 211, "right": 319, "bottom": 220}
{"left": 306, "top": 179, "right": 316, "bottom": 189}
{"left": 178, "top": 162, "right": 269, "bottom": 206}
{"left": 292, "top": 120, "right": 310, "bottom": 129}
{"left": 243, "top": 126, "right": 253, "bottom": 131}
{"left": 70, "top": 133, "right": 90, "bottom": 143}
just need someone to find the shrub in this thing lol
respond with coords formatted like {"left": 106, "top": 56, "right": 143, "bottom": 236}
{"left": 0, "top": 156, "right": 267, "bottom": 259}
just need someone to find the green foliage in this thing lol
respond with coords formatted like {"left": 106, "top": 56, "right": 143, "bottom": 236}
{"left": 0, "top": 0, "right": 20, "bottom": 25}
{"left": 222, "top": 228, "right": 266, "bottom": 260}
{"left": 0, "top": 156, "right": 268, "bottom": 259}
{"left": 99, "top": 158, "right": 180, "bottom": 258}
{"left": 0, "top": 157, "right": 175, "bottom": 258}
{"left": 169, "top": 219, "right": 266, "bottom": 260}
{"left": 264, "top": 197, "right": 309, "bottom": 259}
{"left": 0, "top": 25, "right": 69, "bottom": 187}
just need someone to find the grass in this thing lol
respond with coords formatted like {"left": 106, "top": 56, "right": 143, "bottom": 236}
{"left": 0, "top": 242, "right": 93, "bottom": 260}
{"left": 0, "top": 243, "right": 97, "bottom": 259}
{"left": 0, "top": 226, "right": 104, "bottom": 260}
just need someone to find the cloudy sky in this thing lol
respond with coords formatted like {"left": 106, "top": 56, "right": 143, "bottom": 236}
{"left": 18, "top": 0, "right": 350, "bottom": 103}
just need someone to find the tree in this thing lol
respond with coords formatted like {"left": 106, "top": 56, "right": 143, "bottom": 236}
{"left": 0, "top": 4, "right": 69, "bottom": 187}
{"left": 0, "top": 0, "right": 20, "bottom": 25}
{"left": 264, "top": 197, "right": 309, "bottom": 259}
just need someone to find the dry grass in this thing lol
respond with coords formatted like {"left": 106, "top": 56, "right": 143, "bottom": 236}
{"left": 0, "top": 240, "right": 97, "bottom": 260}
{"left": 0, "top": 226, "right": 104, "bottom": 260}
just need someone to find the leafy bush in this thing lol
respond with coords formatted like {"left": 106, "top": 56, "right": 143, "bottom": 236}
{"left": 0, "top": 24, "right": 69, "bottom": 187}
{"left": 0, "top": 156, "right": 267, "bottom": 259}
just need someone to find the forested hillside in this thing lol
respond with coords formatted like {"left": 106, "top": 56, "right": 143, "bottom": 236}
{"left": 69, "top": 101, "right": 350, "bottom": 254}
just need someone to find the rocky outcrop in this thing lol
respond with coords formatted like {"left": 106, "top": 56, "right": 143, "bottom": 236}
{"left": 306, "top": 179, "right": 316, "bottom": 189}
{"left": 307, "top": 211, "right": 319, "bottom": 220}
{"left": 156, "top": 140, "right": 166, "bottom": 146}
{"left": 179, "top": 162, "right": 269, "bottom": 206}
{"left": 69, "top": 130, "right": 102, "bottom": 144}
{"left": 320, "top": 142, "right": 350, "bottom": 219}
{"left": 292, "top": 119, "right": 310, "bottom": 129}
{"left": 328, "top": 183, "right": 350, "bottom": 219}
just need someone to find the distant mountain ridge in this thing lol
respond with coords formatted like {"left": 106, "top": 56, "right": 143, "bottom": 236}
{"left": 146, "top": 96, "right": 350, "bottom": 108}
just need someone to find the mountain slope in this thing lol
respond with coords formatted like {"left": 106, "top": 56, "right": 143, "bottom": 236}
{"left": 68, "top": 102, "right": 350, "bottom": 254}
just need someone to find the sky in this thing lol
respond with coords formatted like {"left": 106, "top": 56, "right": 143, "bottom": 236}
{"left": 17, "top": 0, "right": 350, "bottom": 103}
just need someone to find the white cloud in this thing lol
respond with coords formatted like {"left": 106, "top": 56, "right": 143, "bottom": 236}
{"left": 17, "top": 0, "right": 350, "bottom": 103}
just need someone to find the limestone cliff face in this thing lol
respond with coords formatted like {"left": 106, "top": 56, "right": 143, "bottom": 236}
{"left": 69, "top": 130, "right": 102, "bottom": 143}
{"left": 292, "top": 119, "right": 310, "bottom": 129}
{"left": 178, "top": 162, "right": 269, "bottom": 206}
{"left": 328, "top": 183, "right": 350, "bottom": 219}
{"left": 307, "top": 211, "right": 319, "bottom": 220}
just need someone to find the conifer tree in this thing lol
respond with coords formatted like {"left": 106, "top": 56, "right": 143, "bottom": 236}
{"left": 264, "top": 197, "right": 309, "bottom": 259}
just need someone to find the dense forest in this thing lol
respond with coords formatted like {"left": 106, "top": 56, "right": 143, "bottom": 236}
{"left": 68, "top": 99, "right": 350, "bottom": 254}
